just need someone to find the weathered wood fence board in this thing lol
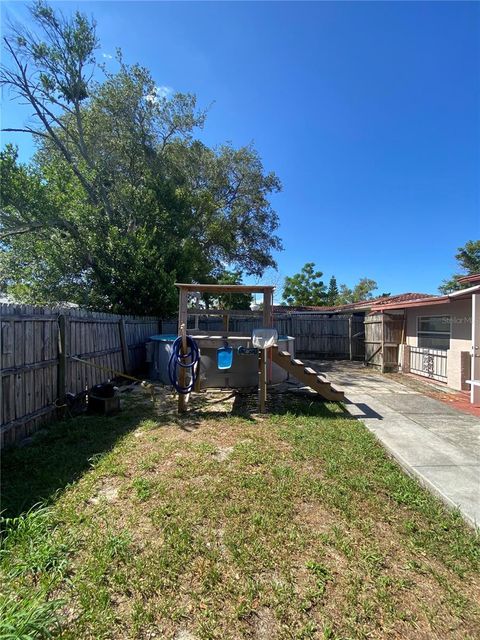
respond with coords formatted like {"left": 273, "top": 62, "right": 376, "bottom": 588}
{"left": 1, "top": 304, "right": 160, "bottom": 446}
{"left": 364, "top": 312, "right": 404, "bottom": 372}
{"left": 2, "top": 305, "right": 368, "bottom": 446}
{"left": 164, "top": 313, "right": 365, "bottom": 360}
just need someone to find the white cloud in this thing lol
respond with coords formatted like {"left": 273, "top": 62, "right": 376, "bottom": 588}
{"left": 146, "top": 85, "right": 174, "bottom": 103}
{"left": 102, "top": 53, "right": 113, "bottom": 60}
{"left": 155, "top": 85, "right": 174, "bottom": 98}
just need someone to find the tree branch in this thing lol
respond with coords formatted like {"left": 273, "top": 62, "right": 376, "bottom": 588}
{"left": 2, "top": 127, "right": 50, "bottom": 139}
{"left": 2, "top": 37, "right": 114, "bottom": 219}
{"left": 0, "top": 222, "right": 44, "bottom": 239}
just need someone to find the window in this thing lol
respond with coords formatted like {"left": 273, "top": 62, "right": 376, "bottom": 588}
{"left": 417, "top": 316, "right": 450, "bottom": 350}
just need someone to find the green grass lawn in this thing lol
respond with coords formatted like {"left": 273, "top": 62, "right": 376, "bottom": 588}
{"left": 1, "top": 389, "right": 479, "bottom": 639}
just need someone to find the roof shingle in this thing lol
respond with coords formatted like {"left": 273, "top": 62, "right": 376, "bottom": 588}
{"left": 273, "top": 292, "right": 436, "bottom": 314}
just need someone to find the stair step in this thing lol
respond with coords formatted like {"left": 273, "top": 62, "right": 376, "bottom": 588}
{"left": 271, "top": 346, "right": 345, "bottom": 402}
{"left": 300, "top": 382, "right": 344, "bottom": 400}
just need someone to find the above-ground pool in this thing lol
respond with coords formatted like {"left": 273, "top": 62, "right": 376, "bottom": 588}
{"left": 146, "top": 334, "right": 295, "bottom": 388}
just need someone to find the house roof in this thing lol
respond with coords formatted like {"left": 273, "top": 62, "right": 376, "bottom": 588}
{"left": 457, "top": 273, "right": 480, "bottom": 285}
{"left": 372, "top": 284, "right": 480, "bottom": 311}
{"left": 273, "top": 292, "right": 435, "bottom": 314}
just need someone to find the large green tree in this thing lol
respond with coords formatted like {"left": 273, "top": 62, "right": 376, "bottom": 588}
{"left": 282, "top": 263, "right": 326, "bottom": 306}
{"left": 336, "top": 278, "right": 378, "bottom": 305}
{"left": 439, "top": 240, "right": 480, "bottom": 293}
{"left": 326, "top": 275, "right": 339, "bottom": 306}
{"left": 282, "top": 264, "right": 379, "bottom": 307}
{"left": 0, "top": 1, "right": 281, "bottom": 315}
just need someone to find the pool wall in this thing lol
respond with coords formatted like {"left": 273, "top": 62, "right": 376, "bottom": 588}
{"left": 146, "top": 335, "right": 295, "bottom": 388}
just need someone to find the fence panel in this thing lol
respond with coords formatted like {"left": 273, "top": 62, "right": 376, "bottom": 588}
{"left": 1, "top": 304, "right": 161, "bottom": 446}
{"left": 2, "top": 305, "right": 371, "bottom": 445}
{"left": 163, "top": 313, "right": 365, "bottom": 360}
{"left": 1, "top": 304, "right": 59, "bottom": 444}
{"left": 351, "top": 317, "right": 365, "bottom": 359}
{"left": 365, "top": 312, "right": 404, "bottom": 372}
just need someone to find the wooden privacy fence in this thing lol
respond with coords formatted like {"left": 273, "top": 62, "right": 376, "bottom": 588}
{"left": 164, "top": 313, "right": 365, "bottom": 360}
{"left": 364, "top": 312, "right": 404, "bottom": 372}
{"left": 271, "top": 314, "right": 365, "bottom": 359}
{"left": 2, "top": 306, "right": 367, "bottom": 446}
{"left": 1, "top": 304, "right": 160, "bottom": 446}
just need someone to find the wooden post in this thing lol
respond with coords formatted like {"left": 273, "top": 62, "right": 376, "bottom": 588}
{"left": 178, "top": 289, "right": 188, "bottom": 335}
{"left": 119, "top": 318, "right": 131, "bottom": 374}
{"left": 222, "top": 314, "right": 229, "bottom": 334}
{"left": 258, "top": 349, "right": 262, "bottom": 412}
{"left": 263, "top": 289, "right": 273, "bottom": 328}
{"left": 348, "top": 316, "right": 353, "bottom": 361}
{"left": 380, "top": 313, "right": 385, "bottom": 373}
{"left": 178, "top": 322, "right": 188, "bottom": 413}
{"left": 57, "top": 314, "right": 67, "bottom": 415}
{"left": 259, "top": 347, "right": 267, "bottom": 413}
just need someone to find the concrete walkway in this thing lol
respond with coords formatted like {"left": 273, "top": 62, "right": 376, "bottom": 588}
{"left": 312, "top": 361, "right": 480, "bottom": 528}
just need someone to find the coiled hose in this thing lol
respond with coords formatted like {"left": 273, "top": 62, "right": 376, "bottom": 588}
{"left": 168, "top": 336, "right": 200, "bottom": 394}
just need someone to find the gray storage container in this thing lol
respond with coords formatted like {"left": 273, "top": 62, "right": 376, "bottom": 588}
{"left": 146, "top": 334, "right": 178, "bottom": 383}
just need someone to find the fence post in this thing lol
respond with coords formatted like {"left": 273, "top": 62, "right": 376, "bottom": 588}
{"left": 348, "top": 316, "right": 353, "bottom": 360}
{"left": 258, "top": 347, "right": 267, "bottom": 413}
{"left": 401, "top": 344, "right": 410, "bottom": 373}
{"left": 57, "top": 314, "right": 67, "bottom": 415}
{"left": 380, "top": 313, "right": 385, "bottom": 373}
{"left": 119, "top": 318, "right": 131, "bottom": 374}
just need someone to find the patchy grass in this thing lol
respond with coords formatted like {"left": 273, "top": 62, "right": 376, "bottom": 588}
{"left": 1, "top": 390, "right": 479, "bottom": 639}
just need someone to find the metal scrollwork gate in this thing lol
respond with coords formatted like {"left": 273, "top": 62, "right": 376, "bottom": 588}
{"left": 410, "top": 347, "right": 447, "bottom": 382}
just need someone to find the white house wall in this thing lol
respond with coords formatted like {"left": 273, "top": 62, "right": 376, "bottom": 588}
{"left": 404, "top": 299, "right": 472, "bottom": 390}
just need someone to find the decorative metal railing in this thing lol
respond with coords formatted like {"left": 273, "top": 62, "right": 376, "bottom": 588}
{"left": 410, "top": 347, "right": 448, "bottom": 382}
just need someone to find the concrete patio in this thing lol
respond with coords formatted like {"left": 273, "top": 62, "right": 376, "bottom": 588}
{"left": 310, "top": 361, "right": 480, "bottom": 528}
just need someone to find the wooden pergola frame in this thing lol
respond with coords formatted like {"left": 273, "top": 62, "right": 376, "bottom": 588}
{"left": 175, "top": 283, "right": 274, "bottom": 335}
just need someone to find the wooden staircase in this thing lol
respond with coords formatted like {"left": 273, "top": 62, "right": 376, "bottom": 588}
{"left": 271, "top": 346, "right": 345, "bottom": 402}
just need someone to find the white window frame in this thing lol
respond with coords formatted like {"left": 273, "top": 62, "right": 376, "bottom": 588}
{"left": 417, "top": 315, "right": 451, "bottom": 351}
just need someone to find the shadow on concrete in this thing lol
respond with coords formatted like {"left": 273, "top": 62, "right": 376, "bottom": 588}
{"left": 344, "top": 400, "right": 384, "bottom": 420}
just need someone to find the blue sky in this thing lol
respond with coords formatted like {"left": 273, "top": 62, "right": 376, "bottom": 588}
{"left": 2, "top": 1, "right": 479, "bottom": 299}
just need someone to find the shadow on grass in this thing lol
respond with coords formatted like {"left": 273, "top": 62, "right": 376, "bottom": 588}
{"left": 265, "top": 391, "right": 353, "bottom": 419}
{"left": 192, "top": 390, "right": 350, "bottom": 421}
{"left": 1, "top": 393, "right": 156, "bottom": 518}
{"left": 170, "top": 390, "right": 350, "bottom": 423}
{"left": 1, "top": 389, "right": 350, "bottom": 518}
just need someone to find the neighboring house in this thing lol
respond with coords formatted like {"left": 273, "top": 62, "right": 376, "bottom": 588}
{"left": 274, "top": 281, "right": 480, "bottom": 406}
{"left": 372, "top": 274, "right": 480, "bottom": 405}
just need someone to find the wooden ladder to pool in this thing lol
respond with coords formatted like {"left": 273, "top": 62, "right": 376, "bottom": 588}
{"left": 271, "top": 346, "right": 345, "bottom": 402}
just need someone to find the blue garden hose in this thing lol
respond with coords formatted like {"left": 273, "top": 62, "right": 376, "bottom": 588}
{"left": 168, "top": 336, "right": 200, "bottom": 394}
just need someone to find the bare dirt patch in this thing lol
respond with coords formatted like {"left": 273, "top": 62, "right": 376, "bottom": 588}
{"left": 252, "top": 606, "right": 278, "bottom": 639}
{"left": 212, "top": 446, "right": 234, "bottom": 461}
{"left": 88, "top": 478, "right": 120, "bottom": 504}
